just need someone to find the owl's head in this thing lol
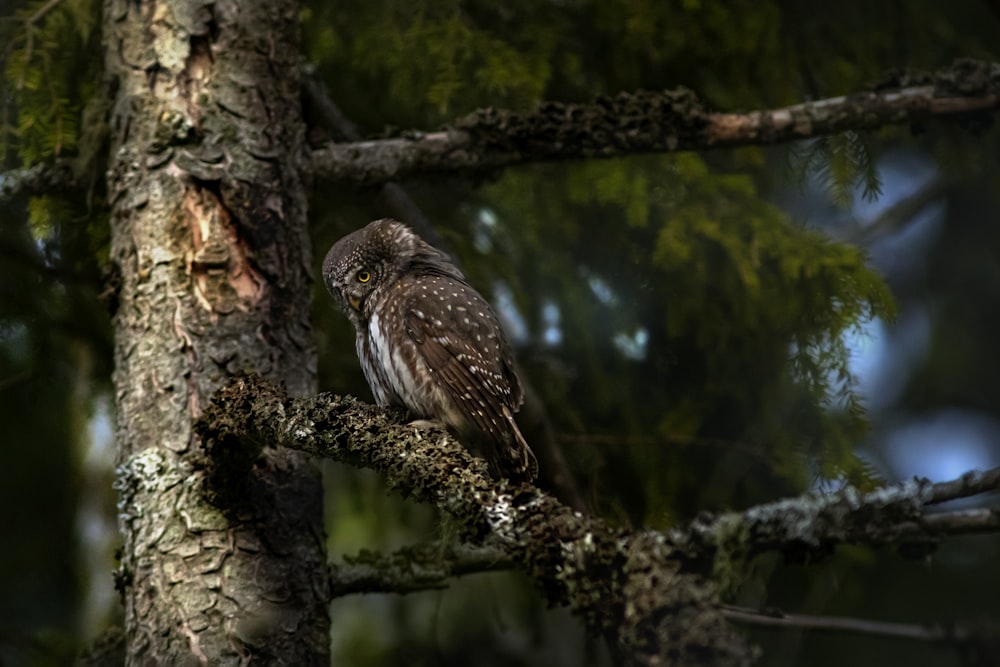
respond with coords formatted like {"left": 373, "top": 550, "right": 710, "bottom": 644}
{"left": 322, "top": 218, "right": 463, "bottom": 324}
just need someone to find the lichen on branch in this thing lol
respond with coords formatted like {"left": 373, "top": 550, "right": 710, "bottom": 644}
{"left": 196, "top": 375, "right": 752, "bottom": 667}
{"left": 310, "top": 60, "right": 1000, "bottom": 187}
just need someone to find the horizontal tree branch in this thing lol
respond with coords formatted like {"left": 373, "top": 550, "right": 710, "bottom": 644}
{"left": 330, "top": 542, "right": 511, "bottom": 597}
{"left": 196, "top": 376, "right": 751, "bottom": 667}
{"left": 926, "top": 466, "right": 1000, "bottom": 504}
{"left": 841, "top": 176, "right": 953, "bottom": 246}
{"left": 330, "top": 524, "right": 1000, "bottom": 660}
{"left": 921, "top": 508, "right": 1000, "bottom": 534}
{"left": 668, "top": 466, "right": 1000, "bottom": 570}
{"left": 0, "top": 158, "right": 79, "bottom": 203}
{"left": 310, "top": 60, "right": 1000, "bottom": 187}
{"left": 720, "top": 605, "right": 999, "bottom": 657}
{"left": 721, "top": 605, "right": 949, "bottom": 641}
{"left": 325, "top": 486, "right": 1000, "bottom": 601}
{"left": 7, "top": 63, "right": 996, "bottom": 203}
{"left": 198, "top": 376, "right": 1000, "bottom": 664}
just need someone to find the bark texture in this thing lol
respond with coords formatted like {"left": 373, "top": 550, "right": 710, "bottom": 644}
{"left": 198, "top": 377, "right": 754, "bottom": 667}
{"left": 105, "top": 0, "right": 328, "bottom": 663}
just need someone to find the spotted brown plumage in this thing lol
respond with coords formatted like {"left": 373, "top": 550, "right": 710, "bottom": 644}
{"left": 322, "top": 218, "right": 538, "bottom": 482}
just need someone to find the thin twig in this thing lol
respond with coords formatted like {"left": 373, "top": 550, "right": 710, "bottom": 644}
{"left": 29, "top": 0, "right": 64, "bottom": 23}
{"left": 720, "top": 605, "right": 975, "bottom": 644}
{"left": 300, "top": 72, "right": 448, "bottom": 252}
{"left": 669, "top": 466, "right": 1000, "bottom": 567}
{"left": 330, "top": 542, "right": 512, "bottom": 596}
{"left": 927, "top": 467, "right": 1000, "bottom": 504}
{"left": 922, "top": 508, "right": 1000, "bottom": 534}
{"left": 16, "top": 0, "right": 65, "bottom": 89}
{"left": 0, "top": 370, "right": 34, "bottom": 393}
{"left": 0, "top": 159, "right": 78, "bottom": 202}
{"left": 844, "top": 176, "right": 953, "bottom": 245}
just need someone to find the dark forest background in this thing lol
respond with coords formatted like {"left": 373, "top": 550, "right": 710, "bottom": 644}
{"left": 2, "top": 1, "right": 999, "bottom": 665}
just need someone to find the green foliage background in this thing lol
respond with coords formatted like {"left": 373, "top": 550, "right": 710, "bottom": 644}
{"left": 2, "top": 0, "right": 999, "bottom": 665}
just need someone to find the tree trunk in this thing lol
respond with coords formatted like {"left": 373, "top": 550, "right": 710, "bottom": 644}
{"left": 105, "top": 0, "right": 329, "bottom": 663}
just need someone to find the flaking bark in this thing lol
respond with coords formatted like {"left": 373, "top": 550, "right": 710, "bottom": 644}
{"left": 105, "top": 0, "right": 328, "bottom": 663}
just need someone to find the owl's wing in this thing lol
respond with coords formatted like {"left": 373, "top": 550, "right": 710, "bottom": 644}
{"left": 401, "top": 276, "right": 536, "bottom": 481}
{"left": 404, "top": 305, "right": 514, "bottom": 439}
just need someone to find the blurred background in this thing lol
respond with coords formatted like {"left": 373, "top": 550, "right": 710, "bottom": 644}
{"left": 2, "top": 1, "right": 999, "bottom": 665}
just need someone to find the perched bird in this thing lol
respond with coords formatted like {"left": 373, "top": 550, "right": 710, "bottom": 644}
{"left": 322, "top": 218, "right": 538, "bottom": 482}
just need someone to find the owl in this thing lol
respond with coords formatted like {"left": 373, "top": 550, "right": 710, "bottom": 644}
{"left": 322, "top": 218, "right": 538, "bottom": 482}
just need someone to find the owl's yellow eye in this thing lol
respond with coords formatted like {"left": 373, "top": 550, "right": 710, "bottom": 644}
{"left": 356, "top": 270, "right": 371, "bottom": 283}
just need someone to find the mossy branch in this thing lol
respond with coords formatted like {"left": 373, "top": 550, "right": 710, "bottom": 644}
{"left": 196, "top": 376, "right": 1000, "bottom": 664}
{"left": 310, "top": 60, "right": 1000, "bottom": 187}
{"left": 668, "top": 470, "right": 1000, "bottom": 580}
{"left": 327, "top": 475, "right": 999, "bottom": 604}
{"left": 196, "top": 375, "right": 752, "bottom": 667}
{"left": 0, "top": 158, "right": 78, "bottom": 202}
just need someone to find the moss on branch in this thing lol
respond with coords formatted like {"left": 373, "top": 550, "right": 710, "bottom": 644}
{"left": 197, "top": 375, "right": 1000, "bottom": 664}
{"left": 196, "top": 375, "right": 752, "bottom": 667}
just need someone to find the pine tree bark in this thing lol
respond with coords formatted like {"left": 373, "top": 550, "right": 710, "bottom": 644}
{"left": 104, "top": 0, "right": 329, "bottom": 663}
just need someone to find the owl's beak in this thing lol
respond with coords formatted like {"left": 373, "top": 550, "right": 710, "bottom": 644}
{"left": 348, "top": 295, "right": 362, "bottom": 311}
